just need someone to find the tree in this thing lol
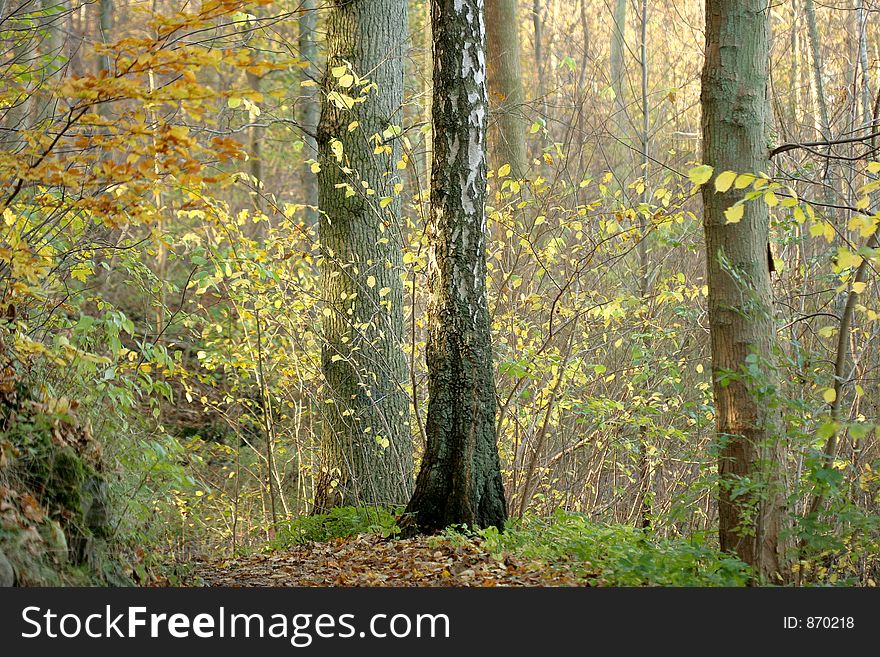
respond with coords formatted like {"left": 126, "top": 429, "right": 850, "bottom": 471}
{"left": 609, "top": 0, "right": 628, "bottom": 164}
{"left": 403, "top": 0, "right": 507, "bottom": 533}
{"left": 313, "top": 0, "right": 414, "bottom": 511}
{"left": 98, "top": 0, "right": 113, "bottom": 75}
{"left": 700, "top": 0, "right": 786, "bottom": 579}
{"left": 297, "top": 0, "right": 319, "bottom": 225}
{"left": 485, "top": 0, "right": 527, "bottom": 178}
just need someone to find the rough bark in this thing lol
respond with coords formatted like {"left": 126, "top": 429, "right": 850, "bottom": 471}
{"left": 403, "top": 0, "right": 507, "bottom": 533}
{"left": 701, "top": 0, "right": 786, "bottom": 580}
{"left": 298, "top": 0, "right": 320, "bottom": 226}
{"left": 313, "top": 0, "right": 413, "bottom": 511}
{"left": 485, "top": 0, "right": 527, "bottom": 178}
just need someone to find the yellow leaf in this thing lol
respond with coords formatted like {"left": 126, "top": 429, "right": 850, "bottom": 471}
{"left": 851, "top": 281, "right": 867, "bottom": 294}
{"left": 498, "top": 163, "right": 511, "bottom": 178}
{"left": 366, "top": 275, "right": 376, "bottom": 288}
{"left": 724, "top": 203, "right": 745, "bottom": 224}
{"left": 379, "top": 197, "right": 393, "bottom": 209}
{"left": 310, "top": 161, "right": 321, "bottom": 174}
{"left": 330, "top": 139, "right": 344, "bottom": 162}
{"left": 379, "top": 287, "right": 391, "bottom": 297}
{"left": 823, "top": 388, "right": 837, "bottom": 404}
{"left": 836, "top": 247, "right": 862, "bottom": 270}
{"left": 868, "top": 161, "right": 880, "bottom": 174}
{"left": 714, "top": 170, "right": 737, "bottom": 193}
{"left": 764, "top": 191, "right": 778, "bottom": 207}
{"left": 169, "top": 125, "right": 189, "bottom": 140}
{"left": 734, "top": 173, "right": 755, "bottom": 189}
{"left": 688, "top": 164, "right": 713, "bottom": 186}
{"left": 331, "top": 354, "right": 343, "bottom": 363}
{"left": 338, "top": 74, "right": 354, "bottom": 88}
{"left": 331, "top": 65, "right": 348, "bottom": 78}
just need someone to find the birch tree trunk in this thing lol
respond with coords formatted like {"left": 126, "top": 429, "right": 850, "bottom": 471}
{"left": 313, "top": 0, "right": 413, "bottom": 511}
{"left": 403, "top": 0, "right": 507, "bottom": 533}
{"left": 701, "top": 0, "right": 786, "bottom": 580}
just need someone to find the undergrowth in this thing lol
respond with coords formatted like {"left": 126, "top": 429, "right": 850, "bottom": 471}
{"left": 268, "top": 506, "right": 401, "bottom": 548}
{"left": 473, "top": 509, "right": 751, "bottom": 586}
{"left": 263, "top": 506, "right": 750, "bottom": 586}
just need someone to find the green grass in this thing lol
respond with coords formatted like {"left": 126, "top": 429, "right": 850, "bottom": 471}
{"left": 474, "top": 509, "right": 751, "bottom": 586}
{"left": 269, "top": 506, "right": 401, "bottom": 548}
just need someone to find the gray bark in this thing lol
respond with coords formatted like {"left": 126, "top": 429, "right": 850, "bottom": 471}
{"left": 313, "top": 0, "right": 413, "bottom": 511}
{"left": 298, "top": 0, "right": 320, "bottom": 226}
{"left": 98, "top": 0, "right": 113, "bottom": 74}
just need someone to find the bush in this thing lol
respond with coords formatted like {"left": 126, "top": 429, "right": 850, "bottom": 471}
{"left": 269, "top": 507, "right": 401, "bottom": 548}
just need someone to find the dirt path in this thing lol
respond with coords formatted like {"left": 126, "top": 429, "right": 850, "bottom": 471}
{"left": 182, "top": 534, "right": 589, "bottom": 587}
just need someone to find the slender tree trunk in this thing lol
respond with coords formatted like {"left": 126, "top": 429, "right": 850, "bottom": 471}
{"left": 403, "top": 0, "right": 507, "bottom": 533}
{"left": 298, "top": 0, "right": 320, "bottom": 226}
{"left": 855, "top": 0, "right": 871, "bottom": 128}
{"left": 701, "top": 0, "right": 786, "bottom": 580}
{"left": 98, "top": 0, "right": 113, "bottom": 75}
{"left": 485, "top": 0, "right": 528, "bottom": 178}
{"left": 804, "top": 0, "right": 830, "bottom": 141}
{"left": 532, "top": 0, "right": 546, "bottom": 121}
{"left": 609, "top": 0, "right": 628, "bottom": 164}
{"left": 35, "top": 0, "right": 65, "bottom": 127}
{"left": 636, "top": 0, "right": 651, "bottom": 530}
{"left": 247, "top": 71, "right": 265, "bottom": 227}
{"left": 313, "top": 0, "right": 413, "bottom": 511}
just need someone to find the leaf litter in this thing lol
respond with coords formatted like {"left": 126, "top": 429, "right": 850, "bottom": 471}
{"left": 182, "top": 533, "right": 591, "bottom": 587}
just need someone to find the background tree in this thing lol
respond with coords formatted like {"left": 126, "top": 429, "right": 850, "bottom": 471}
{"left": 403, "top": 0, "right": 507, "bottom": 533}
{"left": 486, "top": 0, "right": 527, "bottom": 179}
{"left": 297, "top": 0, "right": 319, "bottom": 225}
{"left": 313, "top": 0, "right": 414, "bottom": 511}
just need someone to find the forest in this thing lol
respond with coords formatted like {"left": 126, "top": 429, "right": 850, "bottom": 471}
{"left": 0, "top": 0, "right": 877, "bottom": 589}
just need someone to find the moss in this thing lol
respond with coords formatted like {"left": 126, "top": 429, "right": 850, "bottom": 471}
{"left": 46, "top": 447, "right": 89, "bottom": 514}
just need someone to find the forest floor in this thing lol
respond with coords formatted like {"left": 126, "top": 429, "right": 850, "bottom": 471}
{"left": 181, "top": 533, "right": 590, "bottom": 587}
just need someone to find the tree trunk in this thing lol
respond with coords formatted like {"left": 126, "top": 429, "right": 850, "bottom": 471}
{"left": 298, "top": 0, "right": 320, "bottom": 226}
{"left": 609, "top": 0, "right": 628, "bottom": 159}
{"left": 403, "top": 0, "right": 507, "bottom": 533}
{"left": 804, "top": 0, "right": 830, "bottom": 141}
{"left": 701, "top": 0, "right": 786, "bottom": 580}
{"left": 98, "top": 0, "right": 113, "bottom": 74}
{"left": 313, "top": 0, "right": 413, "bottom": 511}
{"left": 532, "top": 0, "right": 547, "bottom": 121}
{"left": 247, "top": 70, "right": 265, "bottom": 227}
{"left": 485, "top": 0, "right": 528, "bottom": 178}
